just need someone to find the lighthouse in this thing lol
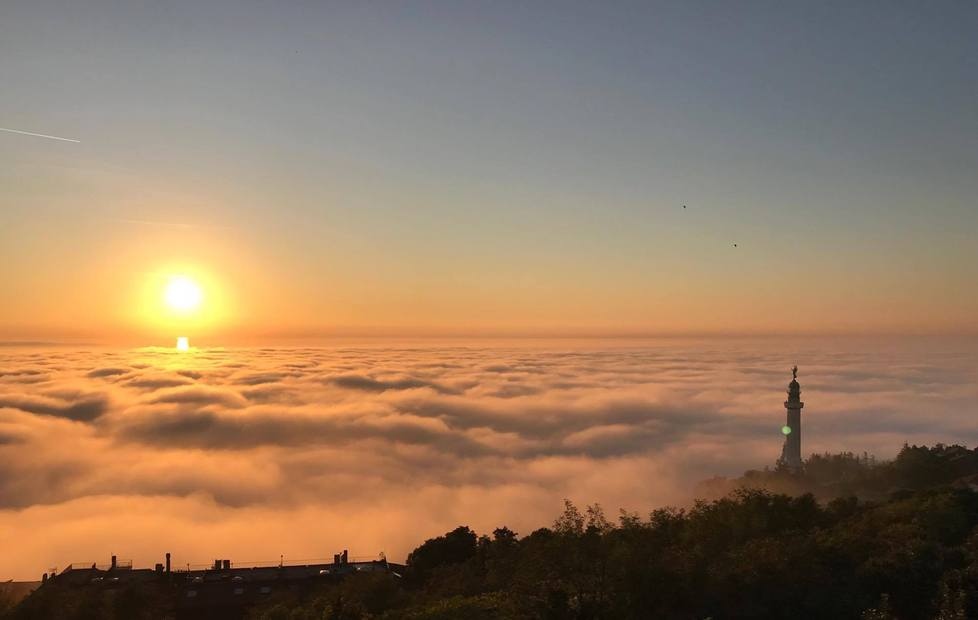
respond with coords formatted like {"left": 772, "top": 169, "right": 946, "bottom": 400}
{"left": 778, "top": 366, "right": 804, "bottom": 470}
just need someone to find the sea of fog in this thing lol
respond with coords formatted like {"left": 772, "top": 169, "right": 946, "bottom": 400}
{"left": 1, "top": 337, "right": 976, "bottom": 579}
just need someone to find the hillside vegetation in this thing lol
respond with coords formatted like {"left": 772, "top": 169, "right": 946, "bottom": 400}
{"left": 7, "top": 444, "right": 978, "bottom": 620}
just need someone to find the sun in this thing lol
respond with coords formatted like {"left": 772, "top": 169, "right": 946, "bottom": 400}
{"left": 164, "top": 276, "right": 203, "bottom": 313}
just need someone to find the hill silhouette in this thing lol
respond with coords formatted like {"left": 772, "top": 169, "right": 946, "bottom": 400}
{"left": 697, "top": 443, "right": 978, "bottom": 503}
{"left": 6, "top": 443, "right": 978, "bottom": 619}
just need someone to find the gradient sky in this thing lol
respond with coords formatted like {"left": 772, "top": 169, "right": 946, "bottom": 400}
{"left": 2, "top": 1, "right": 977, "bottom": 342}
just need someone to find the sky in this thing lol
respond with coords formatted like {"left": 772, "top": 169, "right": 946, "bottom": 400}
{"left": 1, "top": 1, "right": 977, "bottom": 343}
{"left": 1, "top": 338, "right": 976, "bottom": 579}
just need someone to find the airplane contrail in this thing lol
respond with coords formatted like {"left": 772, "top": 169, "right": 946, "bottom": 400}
{"left": 0, "top": 126, "right": 80, "bottom": 143}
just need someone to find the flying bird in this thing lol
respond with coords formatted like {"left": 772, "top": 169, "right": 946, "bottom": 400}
{"left": 0, "top": 126, "right": 79, "bottom": 143}
{"left": 733, "top": 243, "right": 738, "bottom": 248}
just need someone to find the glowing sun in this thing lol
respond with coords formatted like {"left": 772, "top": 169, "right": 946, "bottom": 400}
{"left": 164, "top": 276, "right": 203, "bottom": 312}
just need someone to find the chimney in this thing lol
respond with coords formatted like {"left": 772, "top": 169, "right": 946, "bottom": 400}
{"left": 155, "top": 563, "right": 164, "bottom": 574}
{"left": 342, "top": 550, "right": 348, "bottom": 564}
{"left": 111, "top": 555, "right": 117, "bottom": 570}
{"left": 333, "top": 553, "right": 340, "bottom": 565}
{"left": 42, "top": 573, "right": 48, "bottom": 583}
{"left": 165, "top": 553, "right": 171, "bottom": 574}
{"left": 213, "top": 559, "right": 221, "bottom": 570}
{"left": 223, "top": 559, "right": 231, "bottom": 570}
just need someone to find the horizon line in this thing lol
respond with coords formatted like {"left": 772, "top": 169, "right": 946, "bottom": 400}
{"left": 2, "top": 330, "right": 977, "bottom": 349}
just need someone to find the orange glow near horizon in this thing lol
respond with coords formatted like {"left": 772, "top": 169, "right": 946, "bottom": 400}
{"left": 123, "top": 264, "right": 234, "bottom": 344}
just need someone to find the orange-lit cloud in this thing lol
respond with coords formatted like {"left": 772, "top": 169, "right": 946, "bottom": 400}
{"left": 0, "top": 340, "right": 976, "bottom": 579}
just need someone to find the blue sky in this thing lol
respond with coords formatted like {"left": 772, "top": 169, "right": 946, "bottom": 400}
{"left": 1, "top": 1, "right": 976, "bottom": 338}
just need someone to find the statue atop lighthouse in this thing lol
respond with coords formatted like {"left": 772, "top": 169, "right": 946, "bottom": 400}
{"left": 778, "top": 365, "right": 804, "bottom": 470}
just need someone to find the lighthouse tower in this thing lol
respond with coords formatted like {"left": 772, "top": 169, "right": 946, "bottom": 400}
{"left": 778, "top": 366, "right": 804, "bottom": 470}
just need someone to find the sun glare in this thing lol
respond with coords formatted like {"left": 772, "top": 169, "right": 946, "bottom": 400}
{"left": 176, "top": 336, "right": 190, "bottom": 351}
{"left": 165, "top": 276, "right": 203, "bottom": 313}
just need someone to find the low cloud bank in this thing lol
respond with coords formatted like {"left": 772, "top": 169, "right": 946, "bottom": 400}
{"left": 0, "top": 339, "right": 975, "bottom": 579}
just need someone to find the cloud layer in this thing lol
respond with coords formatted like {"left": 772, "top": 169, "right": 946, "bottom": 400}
{"left": 1, "top": 338, "right": 976, "bottom": 579}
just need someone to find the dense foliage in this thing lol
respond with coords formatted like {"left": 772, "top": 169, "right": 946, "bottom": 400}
{"left": 7, "top": 444, "right": 978, "bottom": 619}
{"left": 698, "top": 443, "right": 978, "bottom": 502}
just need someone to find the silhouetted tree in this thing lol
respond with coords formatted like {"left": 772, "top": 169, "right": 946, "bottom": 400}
{"left": 407, "top": 526, "right": 479, "bottom": 576}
